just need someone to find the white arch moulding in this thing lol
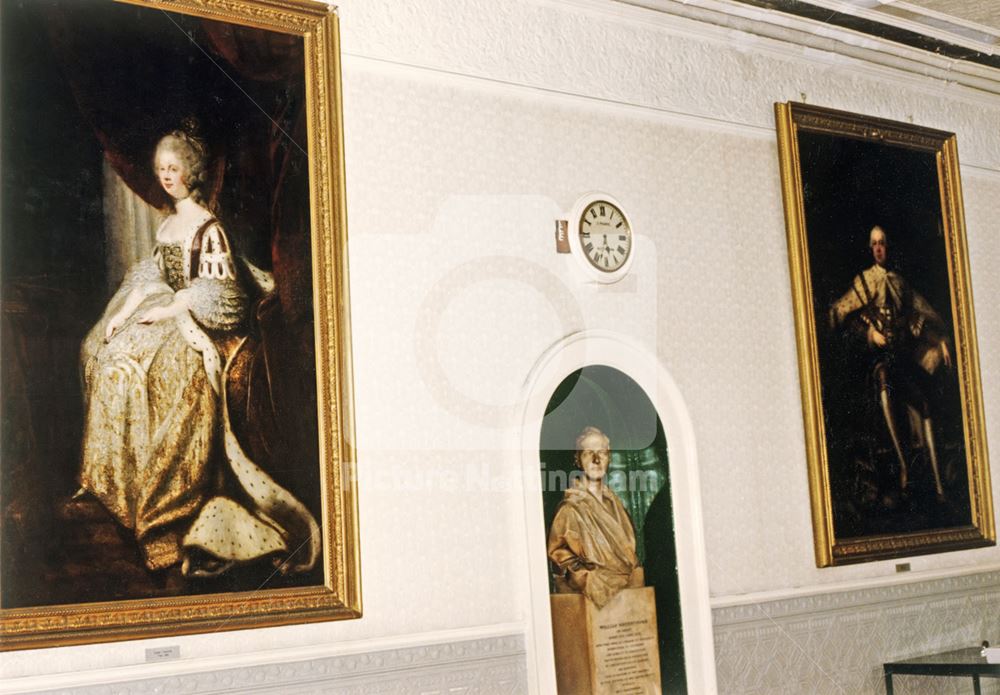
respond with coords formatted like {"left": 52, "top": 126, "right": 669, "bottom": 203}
{"left": 517, "top": 329, "right": 717, "bottom": 694}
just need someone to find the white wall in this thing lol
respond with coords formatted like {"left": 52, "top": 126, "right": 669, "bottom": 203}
{"left": 337, "top": 0, "right": 1000, "bottom": 603}
{"left": 4, "top": 0, "right": 999, "bottom": 692}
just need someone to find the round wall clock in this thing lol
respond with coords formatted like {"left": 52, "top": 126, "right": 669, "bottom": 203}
{"left": 566, "top": 193, "right": 634, "bottom": 284}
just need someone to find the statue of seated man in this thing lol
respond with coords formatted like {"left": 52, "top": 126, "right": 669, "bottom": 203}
{"left": 547, "top": 426, "right": 642, "bottom": 608}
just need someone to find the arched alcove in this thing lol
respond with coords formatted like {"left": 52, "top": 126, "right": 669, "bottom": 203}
{"left": 539, "top": 365, "right": 686, "bottom": 690}
{"left": 519, "top": 331, "right": 716, "bottom": 694}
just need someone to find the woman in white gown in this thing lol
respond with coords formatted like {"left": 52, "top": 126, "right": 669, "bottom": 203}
{"left": 78, "top": 128, "right": 319, "bottom": 579}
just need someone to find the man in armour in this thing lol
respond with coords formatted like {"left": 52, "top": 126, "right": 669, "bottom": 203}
{"left": 547, "top": 426, "right": 642, "bottom": 609}
{"left": 829, "top": 225, "right": 952, "bottom": 499}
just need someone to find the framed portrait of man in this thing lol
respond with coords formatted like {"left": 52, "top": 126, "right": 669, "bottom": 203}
{"left": 0, "top": 0, "right": 360, "bottom": 648}
{"left": 774, "top": 102, "right": 994, "bottom": 566}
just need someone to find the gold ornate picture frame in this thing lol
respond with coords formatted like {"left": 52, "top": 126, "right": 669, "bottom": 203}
{"left": 774, "top": 102, "right": 994, "bottom": 566}
{"left": 1, "top": 0, "right": 359, "bottom": 649}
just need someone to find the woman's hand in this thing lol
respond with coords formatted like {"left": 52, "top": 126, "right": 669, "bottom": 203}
{"left": 104, "top": 313, "right": 125, "bottom": 342}
{"left": 137, "top": 304, "right": 177, "bottom": 325}
{"left": 104, "top": 287, "right": 147, "bottom": 341}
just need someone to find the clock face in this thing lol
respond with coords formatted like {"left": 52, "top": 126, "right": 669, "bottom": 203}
{"left": 578, "top": 200, "right": 631, "bottom": 272}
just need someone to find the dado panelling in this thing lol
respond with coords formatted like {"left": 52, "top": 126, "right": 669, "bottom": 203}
{"left": 14, "top": 636, "right": 527, "bottom": 695}
{"left": 713, "top": 571, "right": 1000, "bottom": 694}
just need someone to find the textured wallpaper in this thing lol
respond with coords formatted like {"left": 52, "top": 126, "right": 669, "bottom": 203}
{"left": 335, "top": 6, "right": 1000, "bottom": 596}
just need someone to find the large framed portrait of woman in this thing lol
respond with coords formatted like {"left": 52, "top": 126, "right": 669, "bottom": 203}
{"left": 0, "top": 0, "right": 360, "bottom": 648}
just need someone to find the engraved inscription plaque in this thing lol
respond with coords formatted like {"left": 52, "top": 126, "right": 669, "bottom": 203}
{"left": 551, "top": 587, "right": 662, "bottom": 694}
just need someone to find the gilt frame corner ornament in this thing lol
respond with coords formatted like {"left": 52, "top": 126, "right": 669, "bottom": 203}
{"left": 774, "top": 101, "right": 994, "bottom": 567}
{"left": 1, "top": 0, "right": 359, "bottom": 650}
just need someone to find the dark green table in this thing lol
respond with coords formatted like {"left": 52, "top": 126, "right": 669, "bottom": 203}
{"left": 883, "top": 647, "right": 1000, "bottom": 694}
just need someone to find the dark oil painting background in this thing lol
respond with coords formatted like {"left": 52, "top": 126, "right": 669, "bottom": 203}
{"left": 797, "top": 131, "right": 971, "bottom": 541}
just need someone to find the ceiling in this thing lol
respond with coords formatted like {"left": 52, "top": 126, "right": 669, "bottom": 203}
{"left": 729, "top": 0, "right": 1000, "bottom": 69}
{"left": 905, "top": 1, "right": 1000, "bottom": 31}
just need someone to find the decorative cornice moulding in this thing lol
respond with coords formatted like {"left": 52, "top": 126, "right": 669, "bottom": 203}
{"left": 338, "top": 0, "right": 1000, "bottom": 171}
{"left": 551, "top": 0, "right": 1000, "bottom": 94}
{"left": 749, "top": 0, "right": 1000, "bottom": 59}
